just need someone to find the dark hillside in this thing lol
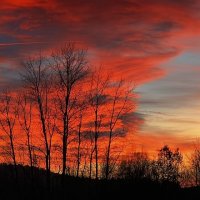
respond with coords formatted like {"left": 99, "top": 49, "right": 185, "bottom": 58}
{"left": 0, "top": 164, "right": 199, "bottom": 200}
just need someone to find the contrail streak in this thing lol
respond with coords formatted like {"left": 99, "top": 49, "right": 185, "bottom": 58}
{"left": 0, "top": 41, "right": 46, "bottom": 47}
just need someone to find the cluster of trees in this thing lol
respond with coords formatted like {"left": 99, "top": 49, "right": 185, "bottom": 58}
{"left": 117, "top": 146, "right": 183, "bottom": 184}
{"left": 0, "top": 42, "right": 199, "bottom": 190}
{"left": 0, "top": 43, "right": 134, "bottom": 184}
{"left": 118, "top": 145, "right": 200, "bottom": 187}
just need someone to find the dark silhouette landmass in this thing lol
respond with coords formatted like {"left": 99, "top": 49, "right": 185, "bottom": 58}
{"left": 0, "top": 164, "right": 199, "bottom": 200}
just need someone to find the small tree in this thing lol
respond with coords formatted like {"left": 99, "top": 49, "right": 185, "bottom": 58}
{"left": 117, "top": 152, "right": 150, "bottom": 180}
{"left": 156, "top": 145, "right": 182, "bottom": 183}
{"left": 190, "top": 144, "right": 200, "bottom": 186}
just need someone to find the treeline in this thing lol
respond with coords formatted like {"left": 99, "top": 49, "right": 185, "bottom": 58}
{"left": 0, "top": 145, "right": 200, "bottom": 200}
{"left": 117, "top": 145, "right": 200, "bottom": 188}
{"left": 0, "top": 42, "right": 134, "bottom": 183}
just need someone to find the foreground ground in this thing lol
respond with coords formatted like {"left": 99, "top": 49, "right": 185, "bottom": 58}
{"left": 0, "top": 164, "right": 199, "bottom": 200}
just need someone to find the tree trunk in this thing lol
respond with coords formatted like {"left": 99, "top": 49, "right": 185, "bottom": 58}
{"left": 76, "top": 116, "right": 82, "bottom": 177}
{"left": 94, "top": 108, "right": 98, "bottom": 179}
{"left": 10, "top": 134, "right": 18, "bottom": 181}
{"left": 62, "top": 93, "right": 70, "bottom": 182}
{"left": 62, "top": 129, "right": 67, "bottom": 177}
{"left": 105, "top": 130, "right": 112, "bottom": 179}
{"left": 37, "top": 96, "right": 50, "bottom": 189}
{"left": 89, "top": 150, "right": 93, "bottom": 179}
{"left": 27, "top": 133, "right": 33, "bottom": 180}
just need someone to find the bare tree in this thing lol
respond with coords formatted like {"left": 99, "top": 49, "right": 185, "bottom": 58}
{"left": 51, "top": 42, "right": 89, "bottom": 180}
{"left": 17, "top": 92, "right": 34, "bottom": 178}
{"left": 20, "top": 55, "right": 52, "bottom": 187}
{"left": 0, "top": 91, "right": 18, "bottom": 180}
{"left": 104, "top": 80, "right": 134, "bottom": 179}
{"left": 74, "top": 91, "right": 89, "bottom": 178}
{"left": 89, "top": 69, "right": 109, "bottom": 179}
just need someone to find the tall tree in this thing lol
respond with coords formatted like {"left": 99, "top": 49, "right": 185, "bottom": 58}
{"left": 89, "top": 69, "right": 109, "bottom": 179}
{"left": 21, "top": 55, "right": 52, "bottom": 187}
{"left": 0, "top": 91, "right": 18, "bottom": 180}
{"left": 105, "top": 80, "right": 134, "bottom": 179}
{"left": 51, "top": 42, "right": 89, "bottom": 179}
{"left": 17, "top": 92, "right": 34, "bottom": 179}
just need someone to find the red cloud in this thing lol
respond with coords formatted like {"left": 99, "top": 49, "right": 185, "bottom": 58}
{"left": 0, "top": 0, "right": 200, "bottom": 85}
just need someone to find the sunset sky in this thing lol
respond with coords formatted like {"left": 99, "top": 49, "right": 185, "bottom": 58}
{"left": 1, "top": 0, "right": 200, "bottom": 156}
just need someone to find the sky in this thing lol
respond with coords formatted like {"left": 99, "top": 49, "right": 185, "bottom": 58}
{"left": 1, "top": 0, "right": 200, "bottom": 156}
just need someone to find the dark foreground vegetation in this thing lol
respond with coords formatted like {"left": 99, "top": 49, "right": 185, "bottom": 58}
{"left": 0, "top": 164, "right": 199, "bottom": 200}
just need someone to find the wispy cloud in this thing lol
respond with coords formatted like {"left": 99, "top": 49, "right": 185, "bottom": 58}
{"left": 1, "top": 0, "right": 200, "bottom": 83}
{"left": 0, "top": 42, "right": 46, "bottom": 47}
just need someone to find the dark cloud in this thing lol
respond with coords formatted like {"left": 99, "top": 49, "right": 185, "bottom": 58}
{"left": 121, "top": 112, "right": 145, "bottom": 125}
{"left": 153, "top": 21, "right": 180, "bottom": 33}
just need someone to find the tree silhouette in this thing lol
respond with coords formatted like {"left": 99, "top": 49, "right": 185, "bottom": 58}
{"left": 104, "top": 79, "right": 134, "bottom": 179}
{"left": 0, "top": 91, "right": 18, "bottom": 181}
{"left": 190, "top": 142, "right": 200, "bottom": 186}
{"left": 17, "top": 92, "right": 34, "bottom": 180}
{"left": 156, "top": 145, "right": 182, "bottom": 183}
{"left": 117, "top": 152, "right": 150, "bottom": 180}
{"left": 21, "top": 55, "right": 53, "bottom": 189}
{"left": 51, "top": 42, "right": 89, "bottom": 181}
{"left": 88, "top": 68, "right": 109, "bottom": 179}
